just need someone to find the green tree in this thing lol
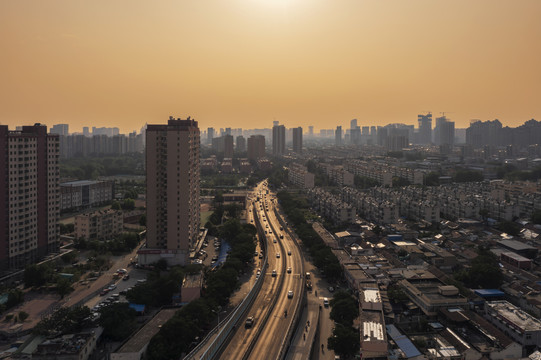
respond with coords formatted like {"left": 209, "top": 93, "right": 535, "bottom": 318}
{"left": 18, "top": 311, "right": 29, "bottom": 322}
{"left": 139, "top": 214, "right": 147, "bottom": 226}
{"left": 327, "top": 324, "right": 360, "bottom": 358}
{"left": 330, "top": 291, "right": 359, "bottom": 327}
{"left": 531, "top": 210, "right": 541, "bottom": 225}
{"left": 34, "top": 306, "right": 92, "bottom": 336}
{"left": 387, "top": 151, "right": 403, "bottom": 159}
{"left": 99, "top": 303, "right": 137, "bottom": 340}
{"left": 454, "top": 169, "right": 484, "bottom": 183}
{"left": 24, "top": 263, "right": 54, "bottom": 287}
{"left": 455, "top": 246, "right": 503, "bottom": 288}
{"left": 392, "top": 176, "right": 410, "bottom": 187}
{"left": 497, "top": 220, "right": 521, "bottom": 236}
{"left": 5, "top": 289, "right": 24, "bottom": 309}
{"left": 122, "top": 198, "right": 135, "bottom": 210}
{"left": 56, "top": 278, "right": 74, "bottom": 299}
{"left": 111, "top": 201, "right": 121, "bottom": 210}
{"left": 424, "top": 172, "right": 440, "bottom": 186}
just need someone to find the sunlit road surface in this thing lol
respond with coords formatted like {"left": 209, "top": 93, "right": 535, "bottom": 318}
{"left": 219, "top": 182, "right": 303, "bottom": 360}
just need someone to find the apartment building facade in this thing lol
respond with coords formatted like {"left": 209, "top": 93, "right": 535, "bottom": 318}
{"left": 0, "top": 124, "right": 60, "bottom": 270}
{"left": 140, "top": 117, "right": 200, "bottom": 266}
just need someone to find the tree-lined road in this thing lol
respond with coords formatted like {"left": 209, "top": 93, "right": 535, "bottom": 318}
{"left": 219, "top": 181, "right": 304, "bottom": 360}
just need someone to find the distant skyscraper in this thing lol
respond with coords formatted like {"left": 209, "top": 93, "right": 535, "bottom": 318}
{"left": 83, "top": 127, "right": 90, "bottom": 137}
{"left": 436, "top": 116, "right": 455, "bottom": 152}
{"left": 335, "top": 126, "right": 342, "bottom": 146}
{"left": 417, "top": 113, "right": 432, "bottom": 144}
{"left": 50, "top": 124, "right": 69, "bottom": 136}
{"left": 236, "top": 135, "right": 246, "bottom": 152}
{"left": 361, "top": 126, "right": 370, "bottom": 136}
{"left": 308, "top": 126, "right": 314, "bottom": 137}
{"left": 225, "top": 127, "right": 232, "bottom": 136}
{"left": 434, "top": 116, "right": 455, "bottom": 146}
{"left": 273, "top": 121, "right": 279, "bottom": 127}
{"left": 272, "top": 124, "right": 286, "bottom": 156}
{"left": 350, "top": 127, "right": 361, "bottom": 145}
{"left": 350, "top": 119, "right": 358, "bottom": 129}
{"left": 207, "top": 127, "right": 215, "bottom": 144}
{"left": 466, "top": 120, "right": 503, "bottom": 147}
{"left": 292, "top": 127, "right": 303, "bottom": 153}
{"left": 386, "top": 126, "right": 409, "bottom": 151}
{"left": 247, "top": 135, "right": 266, "bottom": 160}
{"left": 141, "top": 116, "right": 200, "bottom": 266}
{"left": 223, "top": 134, "right": 234, "bottom": 158}
{"left": 0, "top": 124, "right": 59, "bottom": 270}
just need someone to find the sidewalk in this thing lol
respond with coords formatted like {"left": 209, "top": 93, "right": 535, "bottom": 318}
{"left": 285, "top": 301, "right": 319, "bottom": 360}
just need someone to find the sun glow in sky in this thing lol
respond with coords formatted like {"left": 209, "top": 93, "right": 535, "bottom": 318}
{"left": 0, "top": 0, "right": 540, "bottom": 132}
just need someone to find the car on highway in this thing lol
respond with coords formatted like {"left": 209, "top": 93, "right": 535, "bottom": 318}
{"left": 287, "top": 250, "right": 291, "bottom": 256}
{"left": 245, "top": 316, "right": 254, "bottom": 328}
{"left": 123, "top": 274, "right": 130, "bottom": 281}
{"left": 276, "top": 253, "right": 280, "bottom": 258}
{"left": 273, "top": 238, "right": 277, "bottom": 243}
{"left": 272, "top": 269, "right": 277, "bottom": 277}
{"left": 280, "top": 234, "right": 284, "bottom": 239}
{"left": 323, "top": 298, "right": 329, "bottom": 307}
{"left": 259, "top": 253, "right": 263, "bottom": 259}
{"left": 287, "top": 267, "right": 292, "bottom": 274}
{"left": 287, "top": 290, "right": 294, "bottom": 298}
{"left": 99, "top": 288, "right": 110, "bottom": 296}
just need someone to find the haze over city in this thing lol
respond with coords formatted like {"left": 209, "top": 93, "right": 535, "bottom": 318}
{"left": 1, "top": 0, "right": 540, "bottom": 133}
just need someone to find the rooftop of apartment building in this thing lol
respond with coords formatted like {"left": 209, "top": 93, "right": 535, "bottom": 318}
{"left": 35, "top": 333, "right": 93, "bottom": 355}
{"left": 61, "top": 179, "right": 109, "bottom": 187}
{"left": 182, "top": 272, "right": 203, "bottom": 289}
{"left": 76, "top": 208, "right": 120, "bottom": 217}
{"left": 360, "top": 309, "right": 388, "bottom": 357}
{"left": 487, "top": 301, "right": 541, "bottom": 332}
{"left": 116, "top": 308, "right": 177, "bottom": 354}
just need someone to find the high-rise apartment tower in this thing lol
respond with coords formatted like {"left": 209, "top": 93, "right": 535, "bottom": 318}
{"left": 292, "top": 127, "right": 303, "bottom": 153}
{"left": 335, "top": 126, "right": 342, "bottom": 146}
{"left": 247, "top": 135, "right": 266, "bottom": 160}
{"left": 417, "top": 113, "right": 432, "bottom": 144}
{"left": 0, "top": 124, "right": 60, "bottom": 270}
{"left": 272, "top": 124, "right": 286, "bottom": 156}
{"left": 140, "top": 116, "right": 200, "bottom": 266}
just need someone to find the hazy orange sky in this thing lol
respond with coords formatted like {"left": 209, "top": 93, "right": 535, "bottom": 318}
{"left": 1, "top": 0, "right": 540, "bottom": 133}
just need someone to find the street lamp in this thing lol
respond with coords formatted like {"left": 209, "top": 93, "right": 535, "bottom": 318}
{"left": 212, "top": 305, "right": 223, "bottom": 328}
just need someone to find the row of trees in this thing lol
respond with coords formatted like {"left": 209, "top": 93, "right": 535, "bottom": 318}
{"left": 277, "top": 191, "right": 342, "bottom": 282}
{"left": 73, "top": 233, "right": 140, "bottom": 256}
{"left": 126, "top": 265, "right": 187, "bottom": 307}
{"left": 59, "top": 153, "right": 144, "bottom": 179}
{"left": 327, "top": 291, "right": 360, "bottom": 358}
{"left": 146, "top": 219, "right": 257, "bottom": 360}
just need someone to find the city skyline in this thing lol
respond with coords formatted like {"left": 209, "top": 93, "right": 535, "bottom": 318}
{"left": 1, "top": 1, "right": 540, "bottom": 133}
